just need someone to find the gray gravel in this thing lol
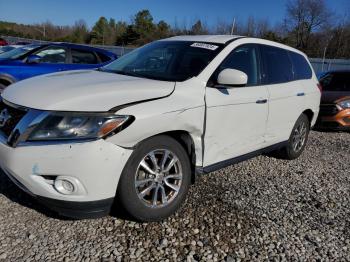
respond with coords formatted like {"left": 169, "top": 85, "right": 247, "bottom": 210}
{"left": 0, "top": 131, "right": 349, "bottom": 261}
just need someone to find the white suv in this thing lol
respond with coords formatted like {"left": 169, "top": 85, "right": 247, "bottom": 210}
{"left": 0, "top": 35, "right": 320, "bottom": 221}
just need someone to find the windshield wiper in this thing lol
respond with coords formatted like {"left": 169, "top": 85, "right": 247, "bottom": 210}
{"left": 108, "top": 69, "right": 156, "bottom": 79}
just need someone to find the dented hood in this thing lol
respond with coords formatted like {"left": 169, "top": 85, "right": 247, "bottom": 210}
{"left": 2, "top": 70, "right": 175, "bottom": 112}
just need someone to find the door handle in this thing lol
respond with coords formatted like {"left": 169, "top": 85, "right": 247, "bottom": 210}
{"left": 297, "top": 92, "right": 305, "bottom": 96}
{"left": 256, "top": 99, "right": 268, "bottom": 104}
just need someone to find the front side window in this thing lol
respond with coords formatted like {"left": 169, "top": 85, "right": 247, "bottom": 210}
{"left": 102, "top": 41, "right": 223, "bottom": 81}
{"left": 212, "top": 44, "right": 259, "bottom": 86}
{"left": 320, "top": 72, "right": 350, "bottom": 91}
{"left": 261, "top": 45, "right": 293, "bottom": 84}
{"left": 34, "top": 46, "right": 67, "bottom": 63}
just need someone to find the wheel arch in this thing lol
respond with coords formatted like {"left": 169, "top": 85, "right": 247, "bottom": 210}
{"left": 302, "top": 109, "right": 314, "bottom": 126}
{"left": 133, "top": 130, "right": 198, "bottom": 184}
{"left": 162, "top": 131, "right": 197, "bottom": 184}
{"left": 0, "top": 74, "right": 16, "bottom": 86}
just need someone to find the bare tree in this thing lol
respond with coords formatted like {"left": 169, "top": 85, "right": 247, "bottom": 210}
{"left": 190, "top": 19, "right": 208, "bottom": 35}
{"left": 255, "top": 19, "right": 270, "bottom": 37}
{"left": 286, "top": 0, "right": 332, "bottom": 49}
{"left": 245, "top": 16, "right": 256, "bottom": 36}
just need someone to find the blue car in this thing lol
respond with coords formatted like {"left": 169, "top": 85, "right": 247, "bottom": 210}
{"left": 0, "top": 43, "right": 117, "bottom": 92}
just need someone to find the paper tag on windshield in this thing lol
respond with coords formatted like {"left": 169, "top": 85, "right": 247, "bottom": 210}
{"left": 190, "top": 43, "right": 219, "bottom": 50}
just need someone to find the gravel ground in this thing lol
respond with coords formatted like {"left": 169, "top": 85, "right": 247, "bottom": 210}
{"left": 0, "top": 131, "right": 349, "bottom": 261}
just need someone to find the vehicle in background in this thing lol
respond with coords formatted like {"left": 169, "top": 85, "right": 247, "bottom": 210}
{"left": 316, "top": 70, "right": 350, "bottom": 130}
{"left": 0, "top": 36, "right": 320, "bottom": 221}
{"left": 15, "top": 41, "right": 31, "bottom": 45}
{"left": 0, "top": 43, "right": 118, "bottom": 93}
{"left": 0, "top": 45, "right": 24, "bottom": 54}
{"left": 0, "top": 38, "right": 8, "bottom": 46}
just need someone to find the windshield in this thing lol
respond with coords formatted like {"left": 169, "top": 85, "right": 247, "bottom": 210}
{"left": 0, "top": 45, "right": 40, "bottom": 60}
{"left": 0, "top": 46, "right": 16, "bottom": 54}
{"left": 102, "top": 41, "right": 223, "bottom": 81}
{"left": 320, "top": 72, "right": 350, "bottom": 92}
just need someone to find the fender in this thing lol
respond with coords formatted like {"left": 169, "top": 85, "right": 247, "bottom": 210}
{"left": 0, "top": 73, "right": 17, "bottom": 85}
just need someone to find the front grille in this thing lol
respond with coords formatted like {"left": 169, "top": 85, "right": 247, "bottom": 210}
{"left": 0, "top": 101, "right": 27, "bottom": 138}
{"left": 319, "top": 104, "right": 339, "bottom": 116}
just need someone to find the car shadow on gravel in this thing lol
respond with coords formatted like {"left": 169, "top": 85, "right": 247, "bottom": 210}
{"left": 0, "top": 170, "right": 67, "bottom": 220}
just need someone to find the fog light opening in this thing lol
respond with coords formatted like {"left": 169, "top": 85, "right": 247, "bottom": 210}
{"left": 54, "top": 178, "right": 76, "bottom": 195}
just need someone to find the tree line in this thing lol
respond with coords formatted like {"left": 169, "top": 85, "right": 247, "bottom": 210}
{"left": 0, "top": 0, "right": 349, "bottom": 59}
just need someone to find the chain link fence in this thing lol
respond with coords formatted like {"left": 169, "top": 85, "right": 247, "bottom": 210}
{"left": 309, "top": 58, "right": 350, "bottom": 74}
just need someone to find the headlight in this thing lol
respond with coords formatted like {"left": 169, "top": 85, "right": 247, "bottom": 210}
{"left": 338, "top": 100, "right": 350, "bottom": 109}
{"left": 27, "top": 112, "right": 132, "bottom": 141}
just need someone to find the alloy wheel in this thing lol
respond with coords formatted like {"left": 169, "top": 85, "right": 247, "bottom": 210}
{"left": 135, "top": 149, "right": 183, "bottom": 208}
{"left": 292, "top": 121, "right": 307, "bottom": 152}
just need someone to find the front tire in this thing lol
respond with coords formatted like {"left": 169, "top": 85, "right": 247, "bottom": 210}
{"left": 117, "top": 135, "right": 191, "bottom": 222}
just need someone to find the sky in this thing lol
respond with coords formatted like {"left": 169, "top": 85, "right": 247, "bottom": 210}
{"left": 0, "top": 0, "right": 349, "bottom": 29}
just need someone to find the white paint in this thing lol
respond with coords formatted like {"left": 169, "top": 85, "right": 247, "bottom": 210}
{"left": 163, "top": 35, "right": 242, "bottom": 44}
{"left": 0, "top": 36, "right": 321, "bottom": 206}
{"left": 0, "top": 139, "right": 132, "bottom": 201}
{"left": 2, "top": 70, "right": 175, "bottom": 112}
{"left": 217, "top": 69, "right": 248, "bottom": 86}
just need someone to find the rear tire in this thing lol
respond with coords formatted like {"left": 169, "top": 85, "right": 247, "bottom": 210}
{"left": 275, "top": 114, "right": 310, "bottom": 160}
{"left": 117, "top": 135, "right": 191, "bottom": 222}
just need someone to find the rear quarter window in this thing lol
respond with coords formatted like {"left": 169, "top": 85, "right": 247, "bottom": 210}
{"left": 71, "top": 49, "right": 98, "bottom": 64}
{"left": 289, "top": 52, "right": 312, "bottom": 80}
{"left": 261, "top": 45, "right": 293, "bottom": 84}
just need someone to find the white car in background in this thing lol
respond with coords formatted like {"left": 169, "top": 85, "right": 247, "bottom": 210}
{"left": 0, "top": 35, "right": 320, "bottom": 221}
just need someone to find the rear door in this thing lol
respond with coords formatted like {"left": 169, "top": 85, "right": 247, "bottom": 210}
{"left": 260, "top": 45, "right": 306, "bottom": 145}
{"left": 204, "top": 44, "right": 269, "bottom": 166}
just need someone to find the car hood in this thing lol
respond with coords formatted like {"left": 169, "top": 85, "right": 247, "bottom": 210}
{"left": 321, "top": 91, "right": 350, "bottom": 104}
{"left": 2, "top": 70, "right": 175, "bottom": 112}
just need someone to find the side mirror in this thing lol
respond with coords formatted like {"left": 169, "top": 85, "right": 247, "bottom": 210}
{"left": 217, "top": 69, "right": 248, "bottom": 87}
{"left": 26, "top": 54, "right": 41, "bottom": 64}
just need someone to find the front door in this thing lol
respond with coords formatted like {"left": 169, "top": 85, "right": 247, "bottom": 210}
{"left": 204, "top": 44, "right": 269, "bottom": 166}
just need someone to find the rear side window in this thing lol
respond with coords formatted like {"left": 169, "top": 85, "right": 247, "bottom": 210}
{"left": 320, "top": 72, "right": 350, "bottom": 91}
{"left": 71, "top": 49, "right": 98, "bottom": 64}
{"left": 261, "top": 45, "right": 293, "bottom": 84}
{"left": 97, "top": 52, "right": 112, "bottom": 63}
{"left": 289, "top": 52, "right": 312, "bottom": 80}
